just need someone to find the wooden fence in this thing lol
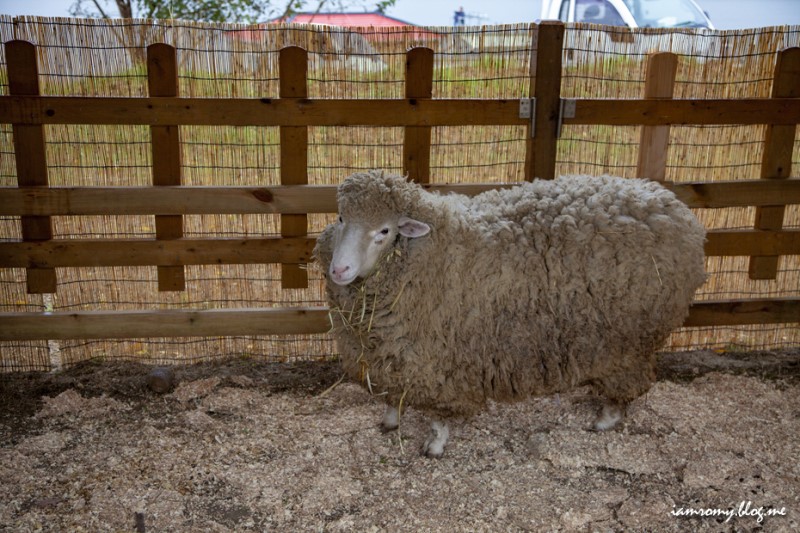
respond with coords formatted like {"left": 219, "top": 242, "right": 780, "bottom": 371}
{"left": 0, "top": 21, "right": 799, "bottom": 348}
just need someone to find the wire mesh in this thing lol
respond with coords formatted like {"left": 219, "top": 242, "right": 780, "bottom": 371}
{"left": 1, "top": 16, "right": 798, "bottom": 370}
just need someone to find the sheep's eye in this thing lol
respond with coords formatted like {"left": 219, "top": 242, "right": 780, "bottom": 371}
{"left": 380, "top": 228, "right": 390, "bottom": 235}
{"left": 338, "top": 215, "right": 343, "bottom": 224}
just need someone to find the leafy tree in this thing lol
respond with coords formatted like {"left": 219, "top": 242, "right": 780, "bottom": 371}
{"left": 70, "top": 0, "right": 397, "bottom": 23}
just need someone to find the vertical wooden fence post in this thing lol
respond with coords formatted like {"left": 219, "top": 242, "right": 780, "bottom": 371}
{"left": 6, "top": 40, "right": 57, "bottom": 294}
{"left": 279, "top": 46, "right": 309, "bottom": 289}
{"left": 148, "top": 43, "right": 185, "bottom": 291}
{"left": 749, "top": 46, "right": 800, "bottom": 280}
{"left": 403, "top": 47, "right": 434, "bottom": 183}
{"left": 636, "top": 52, "right": 678, "bottom": 181}
{"left": 525, "top": 21, "right": 564, "bottom": 182}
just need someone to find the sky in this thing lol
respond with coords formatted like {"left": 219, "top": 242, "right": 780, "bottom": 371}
{"left": 0, "top": 0, "right": 799, "bottom": 29}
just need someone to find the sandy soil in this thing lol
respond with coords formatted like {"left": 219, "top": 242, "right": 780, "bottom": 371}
{"left": 1, "top": 349, "right": 798, "bottom": 532}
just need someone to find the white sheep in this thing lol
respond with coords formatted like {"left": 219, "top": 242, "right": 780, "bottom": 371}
{"left": 314, "top": 170, "right": 706, "bottom": 457}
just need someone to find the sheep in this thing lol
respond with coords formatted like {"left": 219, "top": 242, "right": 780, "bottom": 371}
{"left": 313, "top": 170, "right": 706, "bottom": 458}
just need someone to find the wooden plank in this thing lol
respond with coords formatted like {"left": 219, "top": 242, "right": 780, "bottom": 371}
{"left": 403, "top": 47, "right": 434, "bottom": 183}
{"left": 6, "top": 39, "right": 57, "bottom": 293}
{"left": 3, "top": 179, "right": 800, "bottom": 216}
{"left": 0, "top": 185, "right": 339, "bottom": 215}
{"left": 148, "top": 43, "right": 185, "bottom": 291}
{"left": 279, "top": 46, "right": 309, "bottom": 289}
{"left": 0, "top": 95, "right": 527, "bottom": 126}
{"left": 0, "top": 306, "right": 332, "bottom": 340}
{"left": 2, "top": 230, "right": 796, "bottom": 270}
{"left": 565, "top": 98, "right": 800, "bottom": 126}
{"left": 4, "top": 95, "right": 798, "bottom": 127}
{"left": 666, "top": 179, "right": 800, "bottom": 208}
{"left": 526, "top": 21, "right": 564, "bottom": 181}
{"left": 705, "top": 229, "right": 800, "bottom": 256}
{"left": 636, "top": 52, "right": 677, "bottom": 182}
{"left": 684, "top": 298, "right": 800, "bottom": 327}
{"left": 749, "top": 47, "right": 800, "bottom": 279}
{"left": 0, "top": 297, "right": 796, "bottom": 341}
{"left": 0, "top": 237, "right": 316, "bottom": 268}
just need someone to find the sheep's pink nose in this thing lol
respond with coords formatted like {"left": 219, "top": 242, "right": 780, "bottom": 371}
{"left": 331, "top": 265, "right": 350, "bottom": 277}
{"left": 330, "top": 263, "right": 357, "bottom": 285}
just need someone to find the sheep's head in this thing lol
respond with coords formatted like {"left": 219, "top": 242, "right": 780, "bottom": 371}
{"left": 328, "top": 171, "right": 430, "bottom": 286}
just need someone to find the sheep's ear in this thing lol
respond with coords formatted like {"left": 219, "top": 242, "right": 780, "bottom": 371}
{"left": 398, "top": 216, "right": 430, "bottom": 238}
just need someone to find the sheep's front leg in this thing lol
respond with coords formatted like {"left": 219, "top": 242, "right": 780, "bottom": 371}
{"left": 381, "top": 405, "right": 399, "bottom": 432}
{"left": 422, "top": 420, "right": 450, "bottom": 458}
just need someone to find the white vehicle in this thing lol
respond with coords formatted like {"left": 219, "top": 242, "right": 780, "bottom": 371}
{"left": 541, "top": 0, "right": 714, "bottom": 29}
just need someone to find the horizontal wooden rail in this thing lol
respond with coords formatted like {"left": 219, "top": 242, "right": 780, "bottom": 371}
{"left": 668, "top": 179, "right": 800, "bottom": 209}
{"left": 2, "top": 95, "right": 799, "bottom": 127}
{"left": 0, "top": 186, "right": 339, "bottom": 216}
{"left": 0, "top": 237, "right": 316, "bottom": 268}
{"left": 564, "top": 98, "right": 800, "bottom": 126}
{"left": 0, "top": 96, "right": 525, "bottom": 127}
{"left": 704, "top": 230, "right": 800, "bottom": 257}
{"left": 0, "top": 307, "right": 332, "bottom": 340}
{"left": 684, "top": 298, "right": 800, "bottom": 327}
{"left": 0, "top": 298, "right": 797, "bottom": 341}
{"left": 1, "top": 180, "right": 799, "bottom": 216}
{"left": 0, "top": 230, "right": 796, "bottom": 270}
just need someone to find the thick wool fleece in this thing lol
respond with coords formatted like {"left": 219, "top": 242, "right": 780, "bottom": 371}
{"left": 314, "top": 171, "right": 707, "bottom": 419}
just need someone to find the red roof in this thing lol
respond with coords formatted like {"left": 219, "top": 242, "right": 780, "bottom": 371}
{"left": 230, "top": 11, "right": 436, "bottom": 43}
{"left": 276, "top": 11, "right": 416, "bottom": 27}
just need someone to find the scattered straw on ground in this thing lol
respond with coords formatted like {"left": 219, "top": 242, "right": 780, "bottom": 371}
{"left": 1, "top": 350, "right": 798, "bottom": 532}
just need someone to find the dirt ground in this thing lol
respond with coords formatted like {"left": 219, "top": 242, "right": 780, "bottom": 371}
{"left": 1, "top": 349, "right": 798, "bottom": 532}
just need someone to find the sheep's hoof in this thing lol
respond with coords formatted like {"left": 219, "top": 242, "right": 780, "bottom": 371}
{"left": 380, "top": 406, "right": 399, "bottom": 432}
{"left": 380, "top": 422, "right": 399, "bottom": 433}
{"left": 422, "top": 421, "right": 449, "bottom": 458}
{"left": 593, "top": 404, "right": 623, "bottom": 431}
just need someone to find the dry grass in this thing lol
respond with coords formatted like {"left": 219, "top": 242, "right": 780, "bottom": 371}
{"left": 1, "top": 17, "right": 799, "bottom": 370}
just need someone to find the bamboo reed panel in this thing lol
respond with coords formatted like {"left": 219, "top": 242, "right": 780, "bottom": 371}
{"left": 1, "top": 19, "right": 800, "bottom": 369}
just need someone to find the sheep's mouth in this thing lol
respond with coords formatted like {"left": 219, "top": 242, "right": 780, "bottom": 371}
{"left": 331, "top": 272, "right": 359, "bottom": 286}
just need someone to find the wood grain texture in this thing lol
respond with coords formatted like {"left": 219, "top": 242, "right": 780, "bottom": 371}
{"left": 3, "top": 94, "right": 798, "bottom": 126}
{"left": 0, "top": 307, "right": 331, "bottom": 340}
{"left": 637, "top": 52, "right": 677, "bottom": 182}
{"left": 148, "top": 43, "right": 185, "bottom": 290}
{"left": 684, "top": 298, "right": 800, "bottom": 327}
{"left": 749, "top": 47, "right": 800, "bottom": 279}
{"left": 403, "top": 47, "right": 434, "bottom": 183}
{"left": 0, "top": 298, "right": 796, "bottom": 340}
{"left": 279, "top": 46, "right": 310, "bottom": 288}
{"left": 0, "top": 238, "right": 316, "bottom": 268}
{"left": 2, "top": 180, "right": 799, "bottom": 216}
{"left": 6, "top": 39, "right": 56, "bottom": 293}
{"left": 526, "top": 21, "right": 564, "bottom": 181}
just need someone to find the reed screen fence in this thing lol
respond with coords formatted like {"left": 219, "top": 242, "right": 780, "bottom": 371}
{"left": 0, "top": 17, "right": 799, "bottom": 371}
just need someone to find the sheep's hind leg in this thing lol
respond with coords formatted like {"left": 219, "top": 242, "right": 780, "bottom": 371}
{"left": 422, "top": 420, "right": 450, "bottom": 458}
{"left": 380, "top": 405, "right": 399, "bottom": 432}
{"left": 592, "top": 352, "right": 654, "bottom": 431}
{"left": 593, "top": 402, "right": 623, "bottom": 431}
